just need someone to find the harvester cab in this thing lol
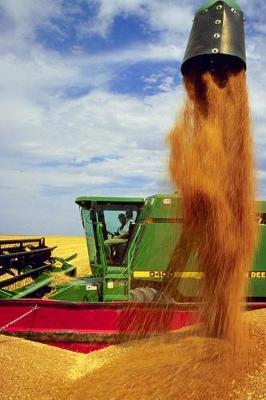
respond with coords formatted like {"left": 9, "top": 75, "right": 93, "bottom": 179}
{"left": 74, "top": 196, "right": 145, "bottom": 302}
{"left": 76, "top": 196, "right": 144, "bottom": 271}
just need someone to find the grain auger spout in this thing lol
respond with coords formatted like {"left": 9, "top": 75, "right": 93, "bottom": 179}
{"left": 181, "top": 0, "right": 246, "bottom": 76}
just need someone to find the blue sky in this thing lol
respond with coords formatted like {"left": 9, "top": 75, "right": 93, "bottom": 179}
{"left": 0, "top": 0, "right": 266, "bottom": 235}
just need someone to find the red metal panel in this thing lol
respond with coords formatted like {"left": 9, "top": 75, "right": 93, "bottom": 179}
{"left": 0, "top": 299, "right": 197, "bottom": 333}
{"left": 0, "top": 299, "right": 264, "bottom": 353}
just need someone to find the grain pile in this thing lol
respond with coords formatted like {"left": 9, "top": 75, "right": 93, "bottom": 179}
{"left": 67, "top": 310, "right": 266, "bottom": 400}
{"left": 0, "top": 333, "right": 127, "bottom": 400}
{"left": 1, "top": 309, "right": 265, "bottom": 400}
{"left": 0, "top": 335, "right": 81, "bottom": 400}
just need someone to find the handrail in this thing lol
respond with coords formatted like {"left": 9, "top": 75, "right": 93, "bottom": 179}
{"left": 127, "top": 225, "right": 143, "bottom": 268}
{"left": 95, "top": 222, "right": 108, "bottom": 271}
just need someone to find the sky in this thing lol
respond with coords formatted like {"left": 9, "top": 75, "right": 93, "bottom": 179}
{"left": 0, "top": 0, "right": 266, "bottom": 235}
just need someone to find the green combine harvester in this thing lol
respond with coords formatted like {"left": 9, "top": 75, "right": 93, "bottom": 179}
{"left": 0, "top": 194, "right": 265, "bottom": 303}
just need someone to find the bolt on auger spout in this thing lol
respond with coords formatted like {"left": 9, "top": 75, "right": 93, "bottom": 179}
{"left": 181, "top": 0, "right": 246, "bottom": 76}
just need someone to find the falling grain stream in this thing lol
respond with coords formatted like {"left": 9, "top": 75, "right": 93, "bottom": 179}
{"left": 168, "top": 68, "right": 257, "bottom": 342}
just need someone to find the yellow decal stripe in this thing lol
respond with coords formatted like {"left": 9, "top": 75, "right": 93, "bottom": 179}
{"left": 133, "top": 271, "right": 151, "bottom": 278}
{"left": 249, "top": 271, "right": 266, "bottom": 278}
{"left": 174, "top": 272, "right": 203, "bottom": 278}
{"left": 133, "top": 271, "right": 266, "bottom": 279}
{"left": 133, "top": 271, "right": 203, "bottom": 279}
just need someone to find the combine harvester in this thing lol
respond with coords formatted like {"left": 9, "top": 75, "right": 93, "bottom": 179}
{"left": 1, "top": 0, "right": 265, "bottom": 353}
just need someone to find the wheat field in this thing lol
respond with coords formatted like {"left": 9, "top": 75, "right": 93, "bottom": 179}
{"left": 0, "top": 235, "right": 91, "bottom": 276}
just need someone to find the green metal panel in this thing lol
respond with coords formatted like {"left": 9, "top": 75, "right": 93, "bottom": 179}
{"left": 128, "top": 194, "right": 183, "bottom": 273}
{"left": 49, "top": 277, "right": 101, "bottom": 302}
{"left": 103, "top": 263, "right": 129, "bottom": 301}
{"left": 256, "top": 200, "right": 266, "bottom": 213}
{"left": 247, "top": 226, "right": 266, "bottom": 298}
{"left": 199, "top": 0, "right": 241, "bottom": 12}
{"left": 103, "top": 278, "right": 129, "bottom": 301}
{"left": 248, "top": 202, "right": 266, "bottom": 297}
{"left": 0, "top": 289, "right": 14, "bottom": 298}
{"left": 252, "top": 227, "right": 266, "bottom": 271}
{"left": 130, "top": 223, "right": 181, "bottom": 272}
{"left": 13, "top": 276, "right": 55, "bottom": 299}
{"left": 138, "top": 193, "right": 182, "bottom": 220}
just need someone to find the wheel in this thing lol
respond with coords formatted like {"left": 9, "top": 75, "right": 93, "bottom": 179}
{"left": 130, "top": 287, "right": 157, "bottom": 303}
{"left": 153, "top": 291, "right": 178, "bottom": 304}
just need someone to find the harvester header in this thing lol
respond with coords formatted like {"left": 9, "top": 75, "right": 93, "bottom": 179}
{"left": 181, "top": 0, "right": 246, "bottom": 75}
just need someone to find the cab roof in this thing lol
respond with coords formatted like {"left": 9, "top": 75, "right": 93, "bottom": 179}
{"left": 76, "top": 196, "right": 144, "bottom": 207}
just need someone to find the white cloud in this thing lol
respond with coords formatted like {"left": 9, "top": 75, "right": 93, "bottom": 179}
{"left": 87, "top": 42, "right": 183, "bottom": 64}
{"left": 83, "top": 0, "right": 146, "bottom": 37}
{"left": 1, "top": 87, "right": 182, "bottom": 177}
{"left": 84, "top": 0, "right": 193, "bottom": 38}
{"left": 0, "top": 0, "right": 63, "bottom": 51}
{"left": 0, "top": 79, "right": 182, "bottom": 233}
{"left": 147, "top": 2, "right": 193, "bottom": 35}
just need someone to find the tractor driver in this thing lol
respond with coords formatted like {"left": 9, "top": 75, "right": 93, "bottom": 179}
{"left": 125, "top": 209, "right": 135, "bottom": 235}
{"left": 104, "top": 213, "right": 130, "bottom": 264}
{"left": 114, "top": 214, "right": 127, "bottom": 236}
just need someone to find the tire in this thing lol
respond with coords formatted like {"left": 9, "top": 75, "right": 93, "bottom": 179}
{"left": 130, "top": 287, "right": 157, "bottom": 303}
{"left": 153, "top": 290, "right": 179, "bottom": 304}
